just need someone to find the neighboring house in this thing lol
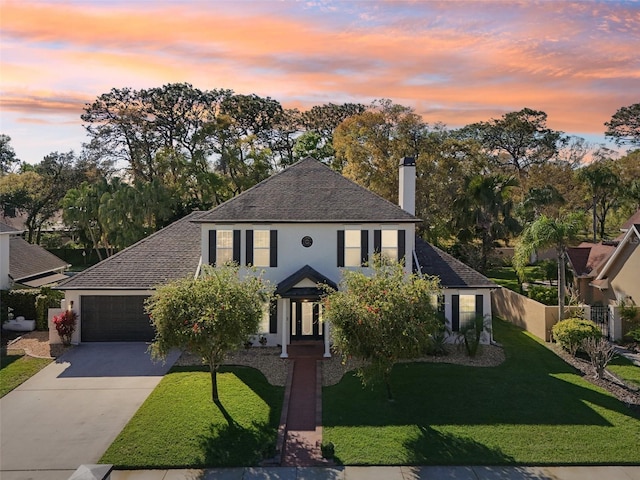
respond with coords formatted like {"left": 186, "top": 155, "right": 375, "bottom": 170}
{"left": 9, "top": 236, "right": 71, "bottom": 287}
{"left": 566, "top": 241, "right": 617, "bottom": 305}
{"left": 567, "top": 209, "right": 640, "bottom": 308}
{"left": 591, "top": 223, "right": 640, "bottom": 307}
{"left": 1, "top": 222, "right": 70, "bottom": 289}
{"left": 0, "top": 223, "right": 19, "bottom": 290}
{"left": 58, "top": 157, "right": 496, "bottom": 354}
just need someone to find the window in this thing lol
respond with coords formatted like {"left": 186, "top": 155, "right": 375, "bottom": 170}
{"left": 216, "top": 230, "right": 233, "bottom": 264}
{"left": 338, "top": 230, "right": 368, "bottom": 267}
{"left": 380, "top": 230, "right": 398, "bottom": 261}
{"left": 253, "top": 230, "right": 270, "bottom": 267}
{"left": 459, "top": 295, "right": 476, "bottom": 330}
{"left": 246, "top": 230, "right": 277, "bottom": 267}
{"left": 344, "top": 230, "right": 361, "bottom": 267}
{"left": 374, "top": 229, "right": 406, "bottom": 262}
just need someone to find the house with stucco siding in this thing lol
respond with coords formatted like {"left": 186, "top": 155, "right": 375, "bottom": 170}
{"left": 57, "top": 157, "right": 496, "bottom": 355}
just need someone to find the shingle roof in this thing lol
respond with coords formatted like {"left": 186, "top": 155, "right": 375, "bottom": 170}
{"left": 195, "top": 157, "right": 418, "bottom": 224}
{"left": 566, "top": 242, "right": 616, "bottom": 277}
{"left": 620, "top": 209, "right": 640, "bottom": 232}
{"left": 57, "top": 211, "right": 205, "bottom": 290}
{"left": 414, "top": 237, "right": 497, "bottom": 289}
{"left": 0, "top": 222, "right": 19, "bottom": 234}
{"left": 10, "top": 237, "right": 69, "bottom": 281}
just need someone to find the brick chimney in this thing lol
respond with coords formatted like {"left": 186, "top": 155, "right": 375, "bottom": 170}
{"left": 399, "top": 157, "right": 416, "bottom": 215}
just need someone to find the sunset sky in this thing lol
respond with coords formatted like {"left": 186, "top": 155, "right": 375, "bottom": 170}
{"left": 1, "top": 0, "right": 639, "bottom": 164}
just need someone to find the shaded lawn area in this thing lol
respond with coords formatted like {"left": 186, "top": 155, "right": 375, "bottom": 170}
{"left": 486, "top": 266, "right": 544, "bottom": 293}
{"left": 100, "top": 365, "right": 283, "bottom": 468}
{"left": 0, "top": 352, "right": 52, "bottom": 398}
{"left": 323, "top": 319, "right": 640, "bottom": 465}
{"left": 607, "top": 355, "right": 640, "bottom": 389}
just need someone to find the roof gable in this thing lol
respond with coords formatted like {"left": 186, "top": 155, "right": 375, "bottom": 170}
{"left": 195, "top": 157, "right": 418, "bottom": 224}
{"left": 567, "top": 242, "right": 616, "bottom": 277}
{"left": 597, "top": 224, "right": 640, "bottom": 280}
{"left": 275, "top": 265, "right": 338, "bottom": 296}
{"left": 414, "top": 237, "right": 496, "bottom": 289}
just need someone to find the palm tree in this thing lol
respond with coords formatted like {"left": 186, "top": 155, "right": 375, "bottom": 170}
{"left": 513, "top": 213, "right": 583, "bottom": 320}
{"left": 453, "top": 173, "right": 521, "bottom": 272}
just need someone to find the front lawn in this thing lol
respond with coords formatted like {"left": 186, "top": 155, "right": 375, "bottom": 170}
{"left": 323, "top": 319, "right": 640, "bottom": 465}
{"left": 607, "top": 355, "right": 640, "bottom": 389}
{"left": 0, "top": 352, "right": 52, "bottom": 397}
{"left": 100, "top": 365, "right": 283, "bottom": 468}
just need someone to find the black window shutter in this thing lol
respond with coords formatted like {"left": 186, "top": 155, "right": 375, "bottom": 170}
{"left": 269, "top": 299, "right": 277, "bottom": 334}
{"left": 398, "top": 229, "right": 406, "bottom": 262}
{"left": 452, "top": 295, "right": 460, "bottom": 332}
{"left": 361, "top": 230, "right": 369, "bottom": 266}
{"left": 374, "top": 230, "right": 381, "bottom": 254}
{"left": 208, "top": 230, "right": 216, "bottom": 266}
{"left": 337, "top": 230, "right": 345, "bottom": 267}
{"left": 246, "top": 230, "right": 254, "bottom": 266}
{"left": 475, "top": 294, "right": 484, "bottom": 317}
{"left": 233, "top": 230, "right": 241, "bottom": 264}
{"left": 270, "top": 230, "right": 278, "bottom": 267}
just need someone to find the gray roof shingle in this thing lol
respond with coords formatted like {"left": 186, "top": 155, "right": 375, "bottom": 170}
{"left": 57, "top": 211, "right": 205, "bottom": 290}
{"left": 0, "top": 222, "right": 19, "bottom": 234}
{"left": 10, "top": 237, "right": 69, "bottom": 281}
{"left": 414, "top": 237, "right": 497, "bottom": 289}
{"left": 195, "top": 157, "right": 419, "bottom": 224}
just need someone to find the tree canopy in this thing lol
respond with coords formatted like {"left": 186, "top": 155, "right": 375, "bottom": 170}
{"left": 146, "top": 264, "right": 273, "bottom": 402}
{"left": 605, "top": 103, "right": 640, "bottom": 147}
{"left": 322, "top": 258, "right": 442, "bottom": 400}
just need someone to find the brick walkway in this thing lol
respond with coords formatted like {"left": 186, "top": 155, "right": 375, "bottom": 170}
{"left": 281, "top": 343, "right": 329, "bottom": 467}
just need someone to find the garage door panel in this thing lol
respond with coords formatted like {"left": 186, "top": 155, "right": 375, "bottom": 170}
{"left": 81, "top": 295, "right": 154, "bottom": 342}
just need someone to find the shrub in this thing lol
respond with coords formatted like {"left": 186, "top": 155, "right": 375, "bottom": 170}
{"left": 459, "top": 315, "right": 487, "bottom": 358}
{"left": 528, "top": 285, "right": 557, "bottom": 306}
{"left": 539, "top": 259, "right": 558, "bottom": 282}
{"left": 627, "top": 328, "right": 640, "bottom": 343}
{"left": 581, "top": 337, "right": 616, "bottom": 379}
{"left": 320, "top": 441, "right": 335, "bottom": 460}
{"left": 35, "top": 287, "right": 64, "bottom": 330}
{"left": 552, "top": 318, "right": 602, "bottom": 356}
{"left": 52, "top": 310, "right": 77, "bottom": 345}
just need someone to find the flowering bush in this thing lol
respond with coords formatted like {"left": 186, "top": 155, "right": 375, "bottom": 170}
{"left": 53, "top": 310, "right": 77, "bottom": 346}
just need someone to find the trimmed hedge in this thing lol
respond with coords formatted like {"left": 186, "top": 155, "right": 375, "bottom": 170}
{"left": 527, "top": 285, "right": 558, "bottom": 306}
{"left": 2, "top": 287, "right": 64, "bottom": 330}
{"left": 552, "top": 317, "right": 602, "bottom": 356}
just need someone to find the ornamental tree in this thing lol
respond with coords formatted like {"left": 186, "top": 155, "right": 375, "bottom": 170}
{"left": 322, "top": 257, "right": 442, "bottom": 400}
{"left": 146, "top": 264, "right": 273, "bottom": 402}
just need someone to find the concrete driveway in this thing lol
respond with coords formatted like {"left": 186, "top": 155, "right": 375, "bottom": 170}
{"left": 0, "top": 343, "right": 180, "bottom": 480}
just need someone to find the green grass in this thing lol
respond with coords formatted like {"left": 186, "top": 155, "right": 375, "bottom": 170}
{"left": 0, "top": 352, "right": 52, "bottom": 397}
{"left": 608, "top": 355, "right": 640, "bottom": 389}
{"left": 323, "top": 319, "right": 640, "bottom": 465}
{"left": 486, "top": 266, "right": 545, "bottom": 293}
{"left": 100, "top": 365, "right": 283, "bottom": 468}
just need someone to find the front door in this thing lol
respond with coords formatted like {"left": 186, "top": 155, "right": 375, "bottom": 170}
{"left": 290, "top": 300, "right": 323, "bottom": 341}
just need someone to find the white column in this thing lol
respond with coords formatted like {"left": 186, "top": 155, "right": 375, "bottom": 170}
{"left": 323, "top": 319, "right": 331, "bottom": 358}
{"left": 280, "top": 298, "right": 289, "bottom": 358}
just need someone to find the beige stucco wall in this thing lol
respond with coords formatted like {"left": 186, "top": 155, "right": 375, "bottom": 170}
{"left": 491, "top": 288, "right": 582, "bottom": 341}
{"left": 607, "top": 241, "right": 640, "bottom": 305}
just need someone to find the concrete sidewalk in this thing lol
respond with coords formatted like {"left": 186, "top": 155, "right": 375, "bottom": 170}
{"left": 0, "top": 343, "right": 179, "bottom": 480}
{"left": 109, "top": 465, "right": 640, "bottom": 479}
